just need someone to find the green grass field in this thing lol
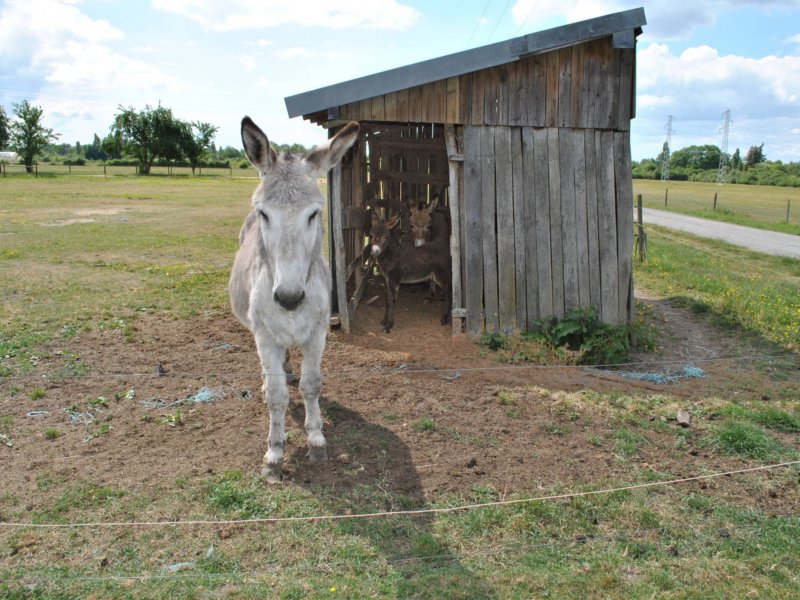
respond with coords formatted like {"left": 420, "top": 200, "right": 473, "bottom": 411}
{"left": 1, "top": 175, "right": 799, "bottom": 598}
{"left": 634, "top": 179, "right": 800, "bottom": 235}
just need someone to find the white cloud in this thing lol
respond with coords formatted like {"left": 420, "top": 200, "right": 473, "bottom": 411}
{"left": 151, "top": 0, "right": 420, "bottom": 32}
{"left": 236, "top": 54, "right": 259, "bottom": 72}
{"left": 511, "top": 1, "right": 799, "bottom": 40}
{"left": 275, "top": 47, "right": 315, "bottom": 60}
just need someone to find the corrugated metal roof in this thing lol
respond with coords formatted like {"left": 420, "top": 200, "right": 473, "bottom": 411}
{"left": 285, "top": 7, "right": 645, "bottom": 119}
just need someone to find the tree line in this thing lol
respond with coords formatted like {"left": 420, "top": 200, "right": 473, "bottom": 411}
{"left": 633, "top": 142, "right": 800, "bottom": 187}
{"left": 0, "top": 101, "right": 310, "bottom": 174}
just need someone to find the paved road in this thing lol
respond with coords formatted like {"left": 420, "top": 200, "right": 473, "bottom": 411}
{"left": 640, "top": 208, "right": 800, "bottom": 260}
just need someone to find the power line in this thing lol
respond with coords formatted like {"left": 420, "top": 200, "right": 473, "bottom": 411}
{"left": 466, "top": 0, "right": 493, "bottom": 48}
{"left": 486, "top": 0, "right": 515, "bottom": 44}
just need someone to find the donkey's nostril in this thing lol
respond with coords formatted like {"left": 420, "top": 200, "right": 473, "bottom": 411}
{"left": 273, "top": 289, "right": 305, "bottom": 311}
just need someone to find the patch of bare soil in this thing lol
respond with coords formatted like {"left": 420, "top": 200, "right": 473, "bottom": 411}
{"left": 1, "top": 282, "right": 797, "bottom": 519}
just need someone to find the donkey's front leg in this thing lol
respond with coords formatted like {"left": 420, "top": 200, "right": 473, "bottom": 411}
{"left": 255, "top": 333, "right": 289, "bottom": 483}
{"left": 300, "top": 327, "right": 327, "bottom": 463}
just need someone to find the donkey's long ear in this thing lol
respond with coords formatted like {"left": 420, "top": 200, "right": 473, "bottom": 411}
{"left": 241, "top": 116, "right": 277, "bottom": 177}
{"left": 306, "top": 121, "right": 360, "bottom": 174}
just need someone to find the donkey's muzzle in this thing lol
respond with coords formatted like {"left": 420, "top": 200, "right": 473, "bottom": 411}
{"left": 274, "top": 289, "right": 306, "bottom": 311}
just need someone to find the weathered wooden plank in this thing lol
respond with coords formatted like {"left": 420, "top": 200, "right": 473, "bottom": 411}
{"left": 559, "top": 128, "right": 579, "bottom": 313}
{"left": 481, "top": 126, "right": 500, "bottom": 331}
{"left": 472, "top": 70, "right": 485, "bottom": 125}
{"left": 484, "top": 67, "right": 500, "bottom": 125}
{"left": 531, "top": 54, "right": 547, "bottom": 127}
{"left": 507, "top": 61, "right": 521, "bottom": 126}
{"left": 371, "top": 95, "right": 385, "bottom": 121}
{"left": 384, "top": 92, "right": 398, "bottom": 122}
{"left": 434, "top": 79, "right": 447, "bottom": 123}
{"left": 606, "top": 41, "right": 621, "bottom": 130}
{"left": 496, "top": 64, "right": 510, "bottom": 125}
{"left": 573, "top": 129, "right": 591, "bottom": 308}
{"left": 532, "top": 128, "right": 553, "bottom": 318}
{"left": 570, "top": 44, "right": 585, "bottom": 128}
{"left": 445, "top": 125, "right": 464, "bottom": 334}
{"left": 557, "top": 47, "right": 572, "bottom": 128}
{"left": 463, "top": 126, "right": 484, "bottom": 333}
{"left": 582, "top": 40, "right": 597, "bottom": 130}
{"left": 409, "top": 85, "right": 423, "bottom": 122}
{"left": 521, "top": 127, "right": 539, "bottom": 327}
{"left": 460, "top": 73, "right": 472, "bottom": 124}
{"left": 511, "top": 127, "right": 527, "bottom": 329}
{"left": 545, "top": 51, "right": 560, "bottom": 128}
{"left": 547, "top": 127, "right": 564, "bottom": 318}
{"left": 583, "top": 130, "right": 602, "bottom": 314}
{"left": 596, "top": 130, "right": 619, "bottom": 323}
{"left": 396, "top": 88, "right": 409, "bottom": 122}
{"left": 421, "top": 82, "right": 436, "bottom": 122}
{"left": 617, "top": 47, "right": 633, "bottom": 129}
{"left": 495, "top": 126, "right": 516, "bottom": 332}
{"left": 446, "top": 77, "right": 460, "bottom": 123}
{"left": 614, "top": 131, "right": 634, "bottom": 324}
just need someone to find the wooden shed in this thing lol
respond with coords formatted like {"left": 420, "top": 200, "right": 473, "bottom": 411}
{"left": 285, "top": 7, "right": 646, "bottom": 335}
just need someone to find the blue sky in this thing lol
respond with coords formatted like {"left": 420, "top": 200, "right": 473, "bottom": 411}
{"left": 1, "top": 0, "right": 799, "bottom": 161}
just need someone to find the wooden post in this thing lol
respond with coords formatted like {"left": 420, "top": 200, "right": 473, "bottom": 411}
{"left": 330, "top": 160, "right": 350, "bottom": 334}
{"left": 35, "top": 164, "right": 38, "bottom": 178}
{"left": 104, "top": 164, "right": 107, "bottom": 179}
{"left": 787, "top": 199, "right": 791, "bottom": 223}
{"left": 713, "top": 192, "right": 718, "bottom": 211}
{"left": 68, "top": 164, "right": 71, "bottom": 175}
{"left": 229, "top": 166, "right": 233, "bottom": 178}
{"left": 445, "top": 124, "right": 464, "bottom": 335}
{"left": 636, "top": 194, "right": 647, "bottom": 261}
{"left": 664, "top": 188, "right": 668, "bottom": 206}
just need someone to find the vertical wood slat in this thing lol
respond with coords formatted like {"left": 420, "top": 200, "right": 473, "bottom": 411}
{"left": 521, "top": 127, "right": 539, "bottom": 327}
{"left": 330, "top": 161, "right": 350, "bottom": 333}
{"left": 371, "top": 96, "right": 385, "bottom": 121}
{"left": 484, "top": 67, "right": 500, "bottom": 125}
{"left": 384, "top": 92, "right": 398, "bottom": 122}
{"left": 547, "top": 127, "right": 564, "bottom": 318}
{"left": 585, "top": 40, "right": 600, "bottom": 130}
{"left": 396, "top": 88, "right": 409, "bottom": 122}
{"left": 596, "top": 130, "right": 619, "bottom": 324}
{"left": 446, "top": 77, "right": 460, "bottom": 123}
{"left": 463, "top": 126, "right": 484, "bottom": 333}
{"left": 507, "top": 61, "right": 523, "bottom": 126}
{"left": 434, "top": 79, "right": 447, "bottom": 123}
{"left": 583, "top": 130, "right": 602, "bottom": 314}
{"left": 559, "top": 128, "right": 579, "bottom": 312}
{"left": 472, "top": 70, "right": 485, "bottom": 125}
{"left": 617, "top": 48, "right": 633, "bottom": 130}
{"left": 481, "top": 126, "right": 500, "bottom": 331}
{"left": 557, "top": 47, "right": 572, "bottom": 128}
{"left": 614, "top": 131, "right": 634, "bottom": 324}
{"left": 531, "top": 55, "right": 547, "bottom": 127}
{"left": 571, "top": 44, "right": 586, "bottom": 128}
{"left": 496, "top": 64, "right": 509, "bottom": 125}
{"left": 422, "top": 82, "right": 436, "bottom": 122}
{"left": 511, "top": 127, "right": 527, "bottom": 328}
{"left": 533, "top": 128, "right": 553, "bottom": 318}
{"left": 606, "top": 42, "right": 621, "bottom": 130}
{"left": 445, "top": 125, "right": 464, "bottom": 334}
{"left": 495, "top": 126, "right": 516, "bottom": 332}
{"left": 460, "top": 73, "right": 472, "bottom": 125}
{"left": 545, "top": 51, "right": 560, "bottom": 128}
{"left": 573, "top": 129, "right": 591, "bottom": 308}
{"left": 409, "top": 86, "right": 422, "bottom": 122}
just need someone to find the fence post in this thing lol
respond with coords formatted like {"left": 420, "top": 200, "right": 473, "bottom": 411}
{"left": 713, "top": 192, "right": 717, "bottom": 211}
{"left": 636, "top": 193, "right": 647, "bottom": 261}
{"left": 35, "top": 164, "right": 38, "bottom": 178}
{"left": 104, "top": 164, "right": 107, "bottom": 179}
{"left": 664, "top": 188, "right": 668, "bottom": 207}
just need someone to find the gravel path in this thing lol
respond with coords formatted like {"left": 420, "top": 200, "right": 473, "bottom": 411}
{"left": 640, "top": 208, "right": 800, "bottom": 259}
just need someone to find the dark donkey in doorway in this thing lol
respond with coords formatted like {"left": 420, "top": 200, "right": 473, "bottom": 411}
{"left": 369, "top": 211, "right": 451, "bottom": 333}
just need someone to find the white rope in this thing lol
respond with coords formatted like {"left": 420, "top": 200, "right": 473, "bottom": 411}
{"left": 2, "top": 460, "right": 797, "bottom": 530}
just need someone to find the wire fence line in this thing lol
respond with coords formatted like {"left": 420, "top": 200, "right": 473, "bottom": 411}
{"left": 2, "top": 460, "right": 797, "bottom": 530}
{"left": 10, "top": 521, "right": 795, "bottom": 587}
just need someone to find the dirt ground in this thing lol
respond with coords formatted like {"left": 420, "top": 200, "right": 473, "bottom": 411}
{"left": 1, "top": 281, "right": 798, "bottom": 517}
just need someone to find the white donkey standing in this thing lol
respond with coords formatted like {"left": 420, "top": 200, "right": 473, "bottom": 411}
{"left": 230, "top": 117, "right": 360, "bottom": 482}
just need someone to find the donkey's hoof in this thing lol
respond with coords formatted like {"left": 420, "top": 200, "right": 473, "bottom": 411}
{"left": 308, "top": 445, "right": 328, "bottom": 464}
{"left": 382, "top": 324, "right": 393, "bottom": 333}
{"left": 261, "top": 463, "right": 283, "bottom": 484}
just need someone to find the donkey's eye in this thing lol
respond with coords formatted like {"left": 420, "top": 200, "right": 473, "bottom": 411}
{"left": 308, "top": 210, "right": 320, "bottom": 226}
{"left": 258, "top": 210, "right": 269, "bottom": 225}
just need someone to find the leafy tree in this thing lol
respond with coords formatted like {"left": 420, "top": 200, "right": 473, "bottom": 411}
{"left": 731, "top": 148, "right": 741, "bottom": 171}
{"left": 180, "top": 121, "right": 218, "bottom": 174}
{"left": 745, "top": 143, "right": 765, "bottom": 168}
{"left": 85, "top": 134, "right": 108, "bottom": 161}
{"left": 0, "top": 105, "right": 9, "bottom": 151}
{"left": 670, "top": 144, "right": 721, "bottom": 170}
{"left": 110, "top": 104, "right": 185, "bottom": 174}
{"left": 9, "top": 100, "right": 60, "bottom": 173}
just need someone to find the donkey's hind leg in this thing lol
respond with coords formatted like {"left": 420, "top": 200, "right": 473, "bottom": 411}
{"left": 300, "top": 326, "right": 327, "bottom": 464}
{"left": 254, "top": 332, "right": 289, "bottom": 483}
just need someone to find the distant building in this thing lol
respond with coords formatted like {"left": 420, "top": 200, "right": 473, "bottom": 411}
{"left": 0, "top": 151, "right": 18, "bottom": 162}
